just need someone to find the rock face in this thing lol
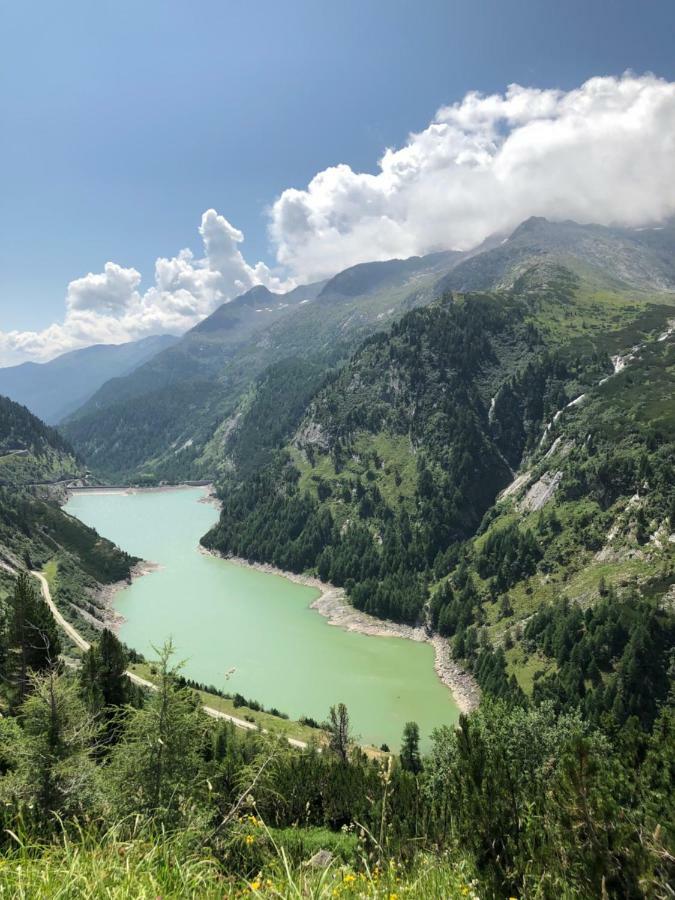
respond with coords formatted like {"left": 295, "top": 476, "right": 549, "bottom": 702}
{"left": 520, "top": 470, "right": 562, "bottom": 512}
{"left": 295, "top": 420, "right": 331, "bottom": 453}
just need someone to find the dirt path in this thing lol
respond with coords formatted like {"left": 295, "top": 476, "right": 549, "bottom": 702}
{"left": 13, "top": 566, "right": 308, "bottom": 749}
{"left": 32, "top": 571, "right": 91, "bottom": 653}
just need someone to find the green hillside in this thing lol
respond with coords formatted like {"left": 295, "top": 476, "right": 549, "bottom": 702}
{"left": 0, "top": 394, "right": 82, "bottom": 486}
{"left": 204, "top": 266, "right": 675, "bottom": 631}
{"left": 0, "top": 394, "right": 136, "bottom": 646}
{"left": 60, "top": 251, "right": 465, "bottom": 482}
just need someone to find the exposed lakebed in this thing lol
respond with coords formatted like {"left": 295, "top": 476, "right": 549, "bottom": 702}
{"left": 65, "top": 487, "right": 458, "bottom": 749}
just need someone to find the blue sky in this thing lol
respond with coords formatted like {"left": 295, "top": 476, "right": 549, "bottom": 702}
{"left": 1, "top": 0, "right": 674, "bottom": 359}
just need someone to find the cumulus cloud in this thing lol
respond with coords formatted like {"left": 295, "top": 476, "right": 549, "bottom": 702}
{"left": 269, "top": 73, "right": 675, "bottom": 280}
{"left": 4, "top": 72, "right": 675, "bottom": 366}
{"left": 0, "top": 210, "right": 291, "bottom": 365}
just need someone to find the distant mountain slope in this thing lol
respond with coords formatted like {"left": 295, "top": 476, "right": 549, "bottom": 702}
{"left": 437, "top": 217, "right": 675, "bottom": 294}
{"left": 61, "top": 217, "right": 675, "bottom": 484}
{"left": 0, "top": 394, "right": 81, "bottom": 485}
{"left": 61, "top": 250, "right": 467, "bottom": 481}
{"left": 69, "top": 281, "right": 327, "bottom": 417}
{"left": 0, "top": 334, "right": 178, "bottom": 424}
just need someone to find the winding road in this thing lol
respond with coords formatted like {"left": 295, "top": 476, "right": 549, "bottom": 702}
{"left": 1, "top": 560, "right": 307, "bottom": 748}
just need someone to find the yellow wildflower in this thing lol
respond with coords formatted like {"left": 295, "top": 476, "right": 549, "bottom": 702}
{"left": 249, "top": 880, "right": 261, "bottom": 892}
{"left": 245, "top": 834, "right": 255, "bottom": 846}
{"left": 343, "top": 872, "right": 356, "bottom": 884}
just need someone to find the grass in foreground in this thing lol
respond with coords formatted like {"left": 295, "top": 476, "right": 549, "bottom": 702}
{"left": 0, "top": 826, "right": 481, "bottom": 900}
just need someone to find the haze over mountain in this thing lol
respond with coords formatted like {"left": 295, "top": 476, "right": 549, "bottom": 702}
{"left": 0, "top": 334, "right": 177, "bottom": 425}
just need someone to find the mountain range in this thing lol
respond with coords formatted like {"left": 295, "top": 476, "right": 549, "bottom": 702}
{"left": 0, "top": 334, "right": 177, "bottom": 425}
{"left": 58, "top": 216, "right": 675, "bottom": 484}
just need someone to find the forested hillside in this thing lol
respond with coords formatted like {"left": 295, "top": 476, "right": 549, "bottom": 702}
{"left": 60, "top": 250, "right": 467, "bottom": 481}
{"left": 204, "top": 267, "right": 675, "bottom": 629}
{"left": 443, "top": 315, "right": 675, "bottom": 720}
{"left": 0, "top": 394, "right": 136, "bottom": 646}
{"left": 0, "top": 394, "right": 82, "bottom": 486}
{"left": 205, "top": 292, "right": 535, "bottom": 622}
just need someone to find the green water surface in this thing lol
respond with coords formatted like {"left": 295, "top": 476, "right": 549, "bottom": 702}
{"left": 65, "top": 487, "right": 458, "bottom": 749}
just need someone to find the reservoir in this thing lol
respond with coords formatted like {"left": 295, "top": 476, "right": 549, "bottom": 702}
{"left": 65, "top": 487, "right": 459, "bottom": 749}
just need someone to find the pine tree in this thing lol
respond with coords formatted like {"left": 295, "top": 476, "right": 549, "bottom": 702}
{"left": 327, "top": 702, "right": 351, "bottom": 764}
{"left": 106, "top": 642, "right": 206, "bottom": 825}
{"left": 400, "top": 721, "right": 422, "bottom": 774}
{"left": 6, "top": 670, "right": 99, "bottom": 821}
{"left": 7, "top": 571, "right": 61, "bottom": 703}
{"left": 80, "top": 628, "right": 129, "bottom": 711}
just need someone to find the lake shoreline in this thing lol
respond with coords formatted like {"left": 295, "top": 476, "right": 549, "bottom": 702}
{"left": 95, "top": 560, "right": 162, "bottom": 632}
{"left": 208, "top": 550, "right": 480, "bottom": 714}
{"left": 67, "top": 486, "right": 470, "bottom": 748}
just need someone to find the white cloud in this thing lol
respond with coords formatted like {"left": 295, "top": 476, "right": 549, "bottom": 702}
{"left": 3, "top": 72, "right": 675, "bottom": 366}
{"left": 0, "top": 210, "right": 291, "bottom": 365}
{"left": 269, "top": 73, "right": 675, "bottom": 280}
{"left": 66, "top": 262, "right": 142, "bottom": 314}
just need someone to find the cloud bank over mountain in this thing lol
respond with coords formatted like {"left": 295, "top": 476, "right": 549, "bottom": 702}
{"left": 270, "top": 73, "right": 675, "bottom": 279}
{"left": 0, "top": 210, "right": 290, "bottom": 365}
{"left": 3, "top": 73, "right": 674, "bottom": 365}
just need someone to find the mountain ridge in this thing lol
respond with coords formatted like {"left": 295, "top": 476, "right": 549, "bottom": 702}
{"left": 0, "top": 334, "right": 178, "bottom": 424}
{"left": 61, "top": 216, "right": 675, "bottom": 484}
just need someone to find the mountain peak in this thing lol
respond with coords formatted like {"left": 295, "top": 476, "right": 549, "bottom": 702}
{"left": 508, "top": 215, "right": 552, "bottom": 240}
{"left": 240, "top": 284, "right": 276, "bottom": 305}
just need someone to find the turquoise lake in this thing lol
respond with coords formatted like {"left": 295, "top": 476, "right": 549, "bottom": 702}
{"left": 65, "top": 487, "right": 459, "bottom": 749}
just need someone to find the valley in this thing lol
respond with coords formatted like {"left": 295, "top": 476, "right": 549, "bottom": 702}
{"left": 1, "top": 214, "right": 673, "bottom": 898}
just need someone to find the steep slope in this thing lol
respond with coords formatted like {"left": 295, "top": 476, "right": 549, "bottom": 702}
{"left": 203, "top": 265, "right": 675, "bottom": 646}
{"left": 62, "top": 251, "right": 467, "bottom": 481}
{"left": 0, "top": 395, "right": 83, "bottom": 486}
{"left": 0, "top": 334, "right": 178, "bottom": 424}
{"left": 203, "top": 292, "right": 527, "bottom": 623}
{"left": 0, "top": 395, "right": 136, "bottom": 643}
{"left": 442, "top": 317, "right": 675, "bottom": 725}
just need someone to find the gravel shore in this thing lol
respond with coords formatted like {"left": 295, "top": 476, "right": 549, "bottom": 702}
{"left": 94, "top": 560, "right": 161, "bottom": 632}
{"left": 221, "top": 553, "right": 480, "bottom": 714}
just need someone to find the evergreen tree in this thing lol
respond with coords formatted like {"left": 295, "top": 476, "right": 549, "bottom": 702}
{"left": 327, "top": 702, "right": 351, "bottom": 764}
{"left": 80, "top": 628, "right": 129, "bottom": 712}
{"left": 400, "top": 721, "right": 422, "bottom": 774}
{"left": 7, "top": 571, "right": 61, "bottom": 704}
{"left": 2, "top": 670, "right": 99, "bottom": 822}
{"left": 105, "top": 642, "right": 206, "bottom": 825}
